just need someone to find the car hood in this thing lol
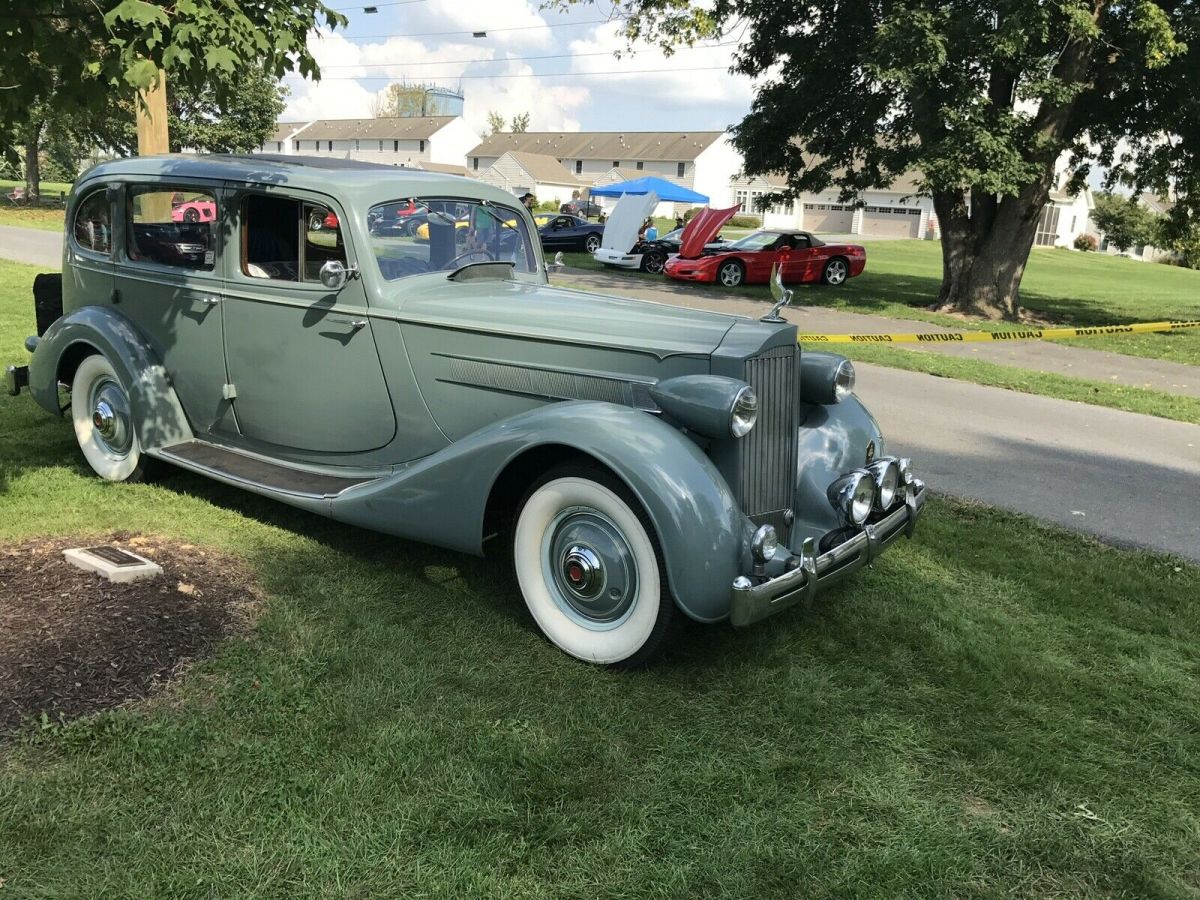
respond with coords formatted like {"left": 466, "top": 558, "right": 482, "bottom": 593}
{"left": 393, "top": 274, "right": 739, "bottom": 359}
{"left": 679, "top": 205, "right": 740, "bottom": 259}
{"left": 599, "top": 191, "right": 660, "bottom": 253}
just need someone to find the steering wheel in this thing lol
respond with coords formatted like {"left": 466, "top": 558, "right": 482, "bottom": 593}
{"left": 446, "top": 249, "right": 497, "bottom": 268}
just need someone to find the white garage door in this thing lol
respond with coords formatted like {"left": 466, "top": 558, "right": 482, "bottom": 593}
{"left": 802, "top": 203, "right": 854, "bottom": 233}
{"left": 861, "top": 206, "right": 922, "bottom": 238}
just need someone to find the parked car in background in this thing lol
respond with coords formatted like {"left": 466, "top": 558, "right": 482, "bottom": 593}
{"left": 665, "top": 211, "right": 867, "bottom": 288}
{"left": 633, "top": 226, "right": 731, "bottom": 274}
{"left": 592, "top": 192, "right": 661, "bottom": 270}
{"left": 560, "top": 198, "right": 603, "bottom": 219}
{"left": 171, "top": 196, "right": 216, "bottom": 223}
{"left": 6, "top": 154, "right": 923, "bottom": 668}
{"left": 537, "top": 214, "right": 605, "bottom": 254}
{"left": 309, "top": 208, "right": 339, "bottom": 231}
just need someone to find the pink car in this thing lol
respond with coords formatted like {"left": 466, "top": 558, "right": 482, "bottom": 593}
{"left": 171, "top": 199, "right": 216, "bottom": 223}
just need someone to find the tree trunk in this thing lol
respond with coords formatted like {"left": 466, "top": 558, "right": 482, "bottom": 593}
{"left": 22, "top": 118, "right": 42, "bottom": 205}
{"left": 933, "top": 172, "right": 1054, "bottom": 320}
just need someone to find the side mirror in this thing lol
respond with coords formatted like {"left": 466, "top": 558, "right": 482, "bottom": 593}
{"left": 319, "top": 260, "right": 355, "bottom": 290}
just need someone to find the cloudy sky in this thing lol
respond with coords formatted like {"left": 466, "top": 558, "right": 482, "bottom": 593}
{"left": 282, "top": 0, "right": 756, "bottom": 133}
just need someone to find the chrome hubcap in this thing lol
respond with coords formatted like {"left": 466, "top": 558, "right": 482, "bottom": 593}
{"left": 542, "top": 507, "right": 638, "bottom": 627}
{"left": 828, "top": 261, "right": 846, "bottom": 283}
{"left": 721, "top": 266, "right": 741, "bottom": 285}
{"left": 89, "top": 378, "right": 132, "bottom": 457}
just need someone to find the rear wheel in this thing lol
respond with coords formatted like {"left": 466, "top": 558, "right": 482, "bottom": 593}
{"left": 822, "top": 257, "right": 849, "bottom": 286}
{"left": 183, "top": 207, "right": 200, "bottom": 223}
{"left": 513, "top": 467, "right": 674, "bottom": 667}
{"left": 70, "top": 354, "right": 145, "bottom": 483}
{"left": 584, "top": 233, "right": 602, "bottom": 254}
{"left": 717, "top": 259, "right": 745, "bottom": 287}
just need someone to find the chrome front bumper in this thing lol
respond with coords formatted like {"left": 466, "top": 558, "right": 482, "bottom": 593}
{"left": 730, "top": 480, "right": 927, "bottom": 627}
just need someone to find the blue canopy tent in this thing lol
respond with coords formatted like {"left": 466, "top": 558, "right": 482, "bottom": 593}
{"left": 588, "top": 176, "right": 709, "bottom": 204}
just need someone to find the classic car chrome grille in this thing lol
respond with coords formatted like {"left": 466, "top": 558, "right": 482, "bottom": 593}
{"left": 738, "top": 345, "right": 799, "bottom": 539}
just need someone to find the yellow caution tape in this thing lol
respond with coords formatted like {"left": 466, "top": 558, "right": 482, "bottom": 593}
{"left": 797, "top": 320, "right": 1200, "bottom": 344}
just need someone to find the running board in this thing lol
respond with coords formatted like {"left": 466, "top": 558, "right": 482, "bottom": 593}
{"left": 159, "top": 440, "right": 380, "bottom": 498}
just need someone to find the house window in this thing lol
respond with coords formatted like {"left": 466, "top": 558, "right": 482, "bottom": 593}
{"left": 276, "top": 142, "right": 282, "bottom": 152}
{"left": 473, "top": 157, "right": 479, "bottom": 170}
{"left": 677, "top": 162, "right": 685, "bottom": 178}
{"left": 314, "top": 141, "right": 319, "bottom": 151}
{"left": 636, "top": 161, "right": 644, "bottom": 170}
{"left": 1034, "top": 205, "right": 1061, "bottom": 246}
{"left": 575, "top": 160, "right": 582, "bottom": 174}
{"left": 1070, "top": 215, "right": 1077, "bottom": 232}
{"left": 419, "top": 140, "right": 425, "bottom": 152}
{"left": 327, "top": 140, "right": 333, "bottom": 151}
{"left": 612, "top": 160, "right": 619, "bottom": 168}
{"left": 293, "top": 140, "right": 299, "bottom": 151}
{"left": 394, "top": 140, "right": 399, "bottom": 152}
{"left": 354, "top": 139, "right": 360, "bottom": 151}
{"left": 378, "top": 140, "right": 384, "bottom": 152}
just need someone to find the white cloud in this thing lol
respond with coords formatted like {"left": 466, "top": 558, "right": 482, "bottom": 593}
{"left": 281, "top": 5, "right": 754, "bottom": 132}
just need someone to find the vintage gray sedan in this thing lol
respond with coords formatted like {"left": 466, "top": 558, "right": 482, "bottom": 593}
{"left": 5, "top": 155, "right": 925, "bottom": 666}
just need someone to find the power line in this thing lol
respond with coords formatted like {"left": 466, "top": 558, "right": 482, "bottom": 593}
{"left": 328, "top": 0, "right": 429, "bottom": 9}
{"left": 314, "top": 41, "right": 738, "bottom": 69}
{"left": 316, "top": 18, "right": 617, "bottom": 41}
{"left": 284, "top": 64, "right": 732, "bottom": 81}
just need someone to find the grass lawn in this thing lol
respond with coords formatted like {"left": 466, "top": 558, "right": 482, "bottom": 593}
{"left": 2, "top": 258, "right": 1200, "bottom": 896}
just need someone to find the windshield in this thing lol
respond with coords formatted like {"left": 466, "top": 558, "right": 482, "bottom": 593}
{"left": 727, "top": 231, "right": 780, "bottom": 251}
{"left": 368, "top": 198, "right": 537, "bottom": 280}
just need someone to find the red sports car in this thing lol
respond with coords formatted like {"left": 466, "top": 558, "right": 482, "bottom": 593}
{"left": 664, "top": 207, "right": 866, "bottom": 288}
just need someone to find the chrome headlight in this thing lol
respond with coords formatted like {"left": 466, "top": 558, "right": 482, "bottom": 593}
{"left": 750, "top": 524, "right": 778, "bottom": 562}
{"left": 799, "top": 351, "right": 855, "bottom": 404}
{"left": 827, "top": 470, "right": 876, "bottom": 526}
{"left": 867, "top": 458, "right": 900, "bottom": 510}
{"left": 833, "top": 359, "right": 855, "bottom": 401}
{"left": 730, "top": 386, "right": 758, "bottom": 438}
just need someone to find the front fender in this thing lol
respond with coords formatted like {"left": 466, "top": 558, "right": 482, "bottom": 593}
{"left": 29, "top": 306, "right": 194, "bottom": 451}
{"left": 330, "top": 401, "right": 749, "bottom": 622}
{"left": 792, "top": 394, "right": 885, "bottom": 549}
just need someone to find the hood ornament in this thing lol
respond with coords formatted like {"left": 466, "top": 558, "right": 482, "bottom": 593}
{"left": 761, "top": 263, "right": 793, "bottom": 323}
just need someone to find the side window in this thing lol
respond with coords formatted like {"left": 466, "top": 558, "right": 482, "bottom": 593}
{"left": 73, "top": 189, "right": 111, "bottom": 254}
{"left": 793, "top": 234, "right": 811, "bottom": 249}
{"left": 127, "top": 187, "right": 217, "bottom": 271}
{"left": 242, "top": 194, "right": 346, "bottom": 282}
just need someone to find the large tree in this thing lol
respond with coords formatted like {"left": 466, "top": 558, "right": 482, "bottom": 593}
{"left": 574, "top": 0, "right": 1200, "bottom": 319}
{"left": 1, "top": 0, "right": 344, "bottom": 185}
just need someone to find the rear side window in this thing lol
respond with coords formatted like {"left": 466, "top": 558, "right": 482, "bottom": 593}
{"left": 242, "top": 194, "right": 347, "bottom": 282}
{"left": 73, "top": 189, "right": 111, "bottom": 254}
{"left": 127, "top": 187, "right": 217, "bottom": 271}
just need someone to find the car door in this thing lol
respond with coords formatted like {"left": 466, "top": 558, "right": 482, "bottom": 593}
{"left": 65, "top": 184, "right": 116, "bottom": 316}
{"left": 781, "top": 234, "right": 817, "bottom": 282}
{"left": 217, "top": 187, "right": 397, "bottom": 454}
{"left": 113, "top": 179, "right": 233, "bottom": 434}
{"left": 541, "top": 216, "right": 574, "bottom": 249}
{"left": 746, "top": 237, "right": 786, "bottom": 282}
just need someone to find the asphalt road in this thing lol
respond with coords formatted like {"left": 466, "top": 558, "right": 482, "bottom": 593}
{"left": 2, "top": 225, "right": 1197, "bottom": 561}
{"left": 859, "top": 365, "right": 1200, "bottom": 562}
{"left": 0, "top": 225, "right": 61, "bottom": 268}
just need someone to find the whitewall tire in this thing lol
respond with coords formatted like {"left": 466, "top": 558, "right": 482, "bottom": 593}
{"left": 71, "top": 354, "right": 145, "bottom": 483}
{"left": 513, "top": 468, "right": 674, "bottom": 666}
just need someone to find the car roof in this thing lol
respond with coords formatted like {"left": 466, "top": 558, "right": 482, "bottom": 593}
{"left": 74, "top": 153, "right": 523, "bottom": 212}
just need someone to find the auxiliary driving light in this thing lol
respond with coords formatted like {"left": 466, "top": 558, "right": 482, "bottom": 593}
{"left": 827, "top": 471, "right": 876, "bottom": 526}
{"left": 751, "top": 524, "right": 779, "bottom": 562}
{"left": 867, "top": 458, "right": 901, "bottom": 510}
{"left": 897, "top": 457, "right": 914, "bottom": 485}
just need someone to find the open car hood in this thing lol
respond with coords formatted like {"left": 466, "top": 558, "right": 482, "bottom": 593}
{"left": 598, "top": 191, "right": 660, "bottom": 253}
{"left": 679, "top": 205, "right": 740, "bottom": 259}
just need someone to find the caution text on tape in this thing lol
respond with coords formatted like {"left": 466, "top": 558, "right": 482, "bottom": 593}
{"left": 797, "top": 320, "right": 1200, "bottom": 344}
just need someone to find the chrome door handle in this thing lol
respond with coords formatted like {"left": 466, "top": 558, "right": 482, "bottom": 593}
{"left": 197, "top": 296, "right": 220, "bottom": 306}
{"left": 329, "top": 317, "right": 367, "bottom": 330}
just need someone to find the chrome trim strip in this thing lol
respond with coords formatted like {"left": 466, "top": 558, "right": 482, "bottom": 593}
{"left": 730, "top": 481, "right": 926, "bottom": 627}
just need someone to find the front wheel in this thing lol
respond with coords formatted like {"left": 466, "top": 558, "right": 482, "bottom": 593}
{"left": 641, "top": 251, "right": 667, "bottom": 274}
{"left": 717, "top": 259, "right": 745, "bottom": 287}
{"left": 584, "top": 233, "right": 602, "bottom": 254}
{"left": 70, "top": 354, "right": 145, "bottom": 483}
{"left": 513, "top": 468, "right": 674, "bottom": 667}
{"left": 822, "top": 257, "right": 849, "bottom": 286}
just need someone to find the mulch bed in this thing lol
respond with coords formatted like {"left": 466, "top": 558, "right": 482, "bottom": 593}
{"left": 0, "top": 533, "right": 262, "bottom": 735}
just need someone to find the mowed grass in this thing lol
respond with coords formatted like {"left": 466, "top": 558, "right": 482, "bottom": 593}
{"left": 2, "top": 262, "right": 1200, "bottom": 896}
